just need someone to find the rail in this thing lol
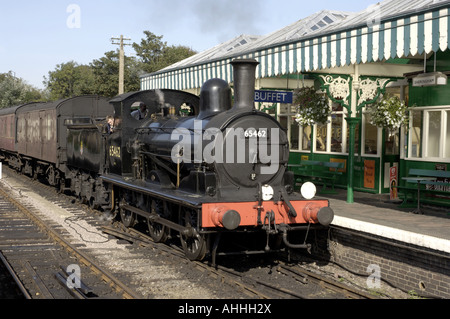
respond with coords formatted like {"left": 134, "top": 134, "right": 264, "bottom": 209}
{"left": 0, "top": 185, "right": 141, "bottom": 299}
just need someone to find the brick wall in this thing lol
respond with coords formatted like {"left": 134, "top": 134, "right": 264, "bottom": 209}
{"left": 315, "top": 227, "right": 450, "bottom": 299}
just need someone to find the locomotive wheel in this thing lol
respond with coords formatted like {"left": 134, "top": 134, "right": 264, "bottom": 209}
{"left": 120, "top": 209, "right": 135, "bottom": 228}
{"left": 148, "top": 221, "right": 169, "bottom": 243}
{"left": 148, "top": 200, "right": 169, "bottom": 243}
{"left": 180, "top": 230, "right": 206, "bottom": 261}
{"left": 119, "top": 199, "right": 135, "bottom": 228}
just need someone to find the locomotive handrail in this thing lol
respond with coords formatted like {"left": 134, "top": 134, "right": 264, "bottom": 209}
{"left": 135, "top": 126, "right": 206, "bottom": 134}
{"left": 66, "top": 124, "right": 101, "bottom": 130}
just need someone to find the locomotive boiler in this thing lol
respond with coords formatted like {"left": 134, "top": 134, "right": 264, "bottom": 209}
{"left": 96, "top": 59, "right": 334, "bottom": 262}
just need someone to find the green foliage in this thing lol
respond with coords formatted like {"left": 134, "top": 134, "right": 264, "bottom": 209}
{"left": 0, "top": 72, "right": 45, "bottom": 108}
{"left": 90, "top": 51, "right": 141, "bottom": 97}
{"left": 294, "top": 87, "right": 330, "bottom": 126}
{"left": 43, "top": 61, "right": 95, "bottom": 100}
{"left": 367, "top": 95, "right": 409, "bottom": 132}
{"left": 43, "top": 30, "right": 197, "bottom": 100}
{"left": 132, "top": 31, "right": 196, "bottom": 74}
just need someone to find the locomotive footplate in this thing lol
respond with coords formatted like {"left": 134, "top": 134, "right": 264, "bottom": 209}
{"left": 100, "top": 174, "right": 204, "bottom": 209}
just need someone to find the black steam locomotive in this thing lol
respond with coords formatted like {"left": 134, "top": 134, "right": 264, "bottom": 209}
{"left": 0, "top": 59, "right": 334, "bottom": 262}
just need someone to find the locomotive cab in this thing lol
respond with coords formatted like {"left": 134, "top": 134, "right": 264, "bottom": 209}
{"left": 106, "top": 90, "right": 200, "bottom": 177}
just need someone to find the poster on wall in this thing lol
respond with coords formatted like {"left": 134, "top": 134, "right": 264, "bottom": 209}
{"left": 390, "top": 166, "right": 398, "bottom": 200}
{"left": 364, "top": 160, "right": 375, "bottom": 189}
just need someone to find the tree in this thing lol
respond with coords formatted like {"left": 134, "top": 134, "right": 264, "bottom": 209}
{"left": 43, "top": 61, "right": 95, "bottom": 100}
{"left": 0, "top": 72, "right": 44, "bottom": 108}
{"left": 133, "top": 31, "right": 196, "bottom": 74}
{"left": 90, "top": 50, "right": 141, "bottom": 97}
{"left": 43, "top": 31, "right": 197, "bottom": 99}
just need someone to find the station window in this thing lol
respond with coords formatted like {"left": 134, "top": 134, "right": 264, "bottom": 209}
{"left": 276, "top": 103, "right": 301, "bottom": 151}
{"left": 447, "top": 111, "right": 450, "bottom": 158}
{"left": 409, "top": 110, "right": 423, "bottom": 158}
{"left": 362, "top": 112, "right": 378, "bottom": 155}
{"left": 331, "top": 112, "right": 343, "bottom": 153}
{"left": 316, "top": 122, "right": 327, "bottom": 152}
{"left": 301, "top": 125, "right": 312, "bottom": 151}
{"left": 427, "top": 111, "right": 441, "bottom": 158}
{"left": 408, "top": 107, "right": 450, "bottom": 160}
{"left": 329, "top": 101, "right": 346, "bottom": 154}
{"left": 290, "top": 116, "right": 299, "bottom": 150}
{"left": 385, "top": 128, "right": 400, "bottom": 155}
{"left": 277, "top": 94, "right": 348, "bottom": 154}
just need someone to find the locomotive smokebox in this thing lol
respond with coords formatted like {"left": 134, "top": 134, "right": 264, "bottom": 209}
{"left": 231, "top": 59, "right": 259, "bottom": 112}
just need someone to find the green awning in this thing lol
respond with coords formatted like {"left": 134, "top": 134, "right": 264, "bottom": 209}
{"left": 141, "top": 1, "right": 450, "bottom": 91}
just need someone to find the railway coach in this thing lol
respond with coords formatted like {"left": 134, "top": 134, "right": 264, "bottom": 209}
{"left": 0, "top": 96, "right": 113, "bottom": 193}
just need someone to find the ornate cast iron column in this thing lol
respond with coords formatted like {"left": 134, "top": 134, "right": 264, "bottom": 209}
{"left": 319, "top": 69, "right": 395, "bottom": 203}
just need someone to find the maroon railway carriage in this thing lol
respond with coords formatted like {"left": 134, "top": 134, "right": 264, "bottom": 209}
{"left": 0, "top": 96, "right": 113, "bottom": 189}
{"left": 0, "top": 105, "right": 21, "bottom": 154}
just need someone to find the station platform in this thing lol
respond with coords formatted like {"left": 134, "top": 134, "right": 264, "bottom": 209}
{"left": 316, "top": 189, "right": 450, "bottom": 254}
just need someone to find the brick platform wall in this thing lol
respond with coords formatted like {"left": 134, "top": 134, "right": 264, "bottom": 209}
{"left": 316, "top": 227, "right": 450, "bottom": 299}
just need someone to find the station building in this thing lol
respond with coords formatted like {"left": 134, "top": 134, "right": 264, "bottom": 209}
{"left": 140, "top": 0, "right": 450, "bottom": 205}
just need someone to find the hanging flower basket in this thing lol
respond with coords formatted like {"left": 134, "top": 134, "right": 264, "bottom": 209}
{"left": 294, "top": 87, "right": 330, "bottom": 126}
{"left": 367, "top": 95, "right": 409, "bottom": 132}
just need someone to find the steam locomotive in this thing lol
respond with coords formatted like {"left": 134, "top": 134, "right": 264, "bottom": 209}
{"left": 0, "top": 59, "right": 334, "bottom": 262}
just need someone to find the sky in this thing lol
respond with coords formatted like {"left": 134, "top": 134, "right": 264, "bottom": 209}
{"left": 0, "top": 0, "right": 377, "bottom": 89}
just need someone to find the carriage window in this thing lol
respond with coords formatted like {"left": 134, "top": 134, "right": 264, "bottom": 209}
{"left": 47, "top": 114, "right": 52, "bottom": 141}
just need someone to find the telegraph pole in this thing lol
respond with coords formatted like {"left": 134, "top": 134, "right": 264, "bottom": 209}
{"left": 111, "top": 35, "right": 131, "bottom": 95}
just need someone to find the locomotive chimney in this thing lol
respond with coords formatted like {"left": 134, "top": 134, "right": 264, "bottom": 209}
{"left": 231, "top": 59, "right": 259, "bottom": 112}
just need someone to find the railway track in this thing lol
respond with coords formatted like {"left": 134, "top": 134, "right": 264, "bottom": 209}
{"left": 0, "top": 250, "right": 30, "bottom": 299}
{"left": 0, "top": 167, "right": 384, "bottom": 300}
{"left": 101, "top": 223, "right": 379, "bottom": 299}
{"left": 0, "top": 183, "right": 140, "bottom": 299}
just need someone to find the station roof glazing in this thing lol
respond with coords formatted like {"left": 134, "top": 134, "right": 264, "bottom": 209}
{"left": 141, "top": 0, "right": 450, "bottom": 91}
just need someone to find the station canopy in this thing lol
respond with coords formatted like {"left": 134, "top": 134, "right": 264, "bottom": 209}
{"left": 141, "top": 0, "right": 450, "bottom": 91}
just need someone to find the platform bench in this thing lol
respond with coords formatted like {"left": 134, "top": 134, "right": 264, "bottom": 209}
{"left": 396, "top": 168, "right": 450, "bottom": 209}
{"left": 288, "top": 160, "right": 344, "bottom": 194}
